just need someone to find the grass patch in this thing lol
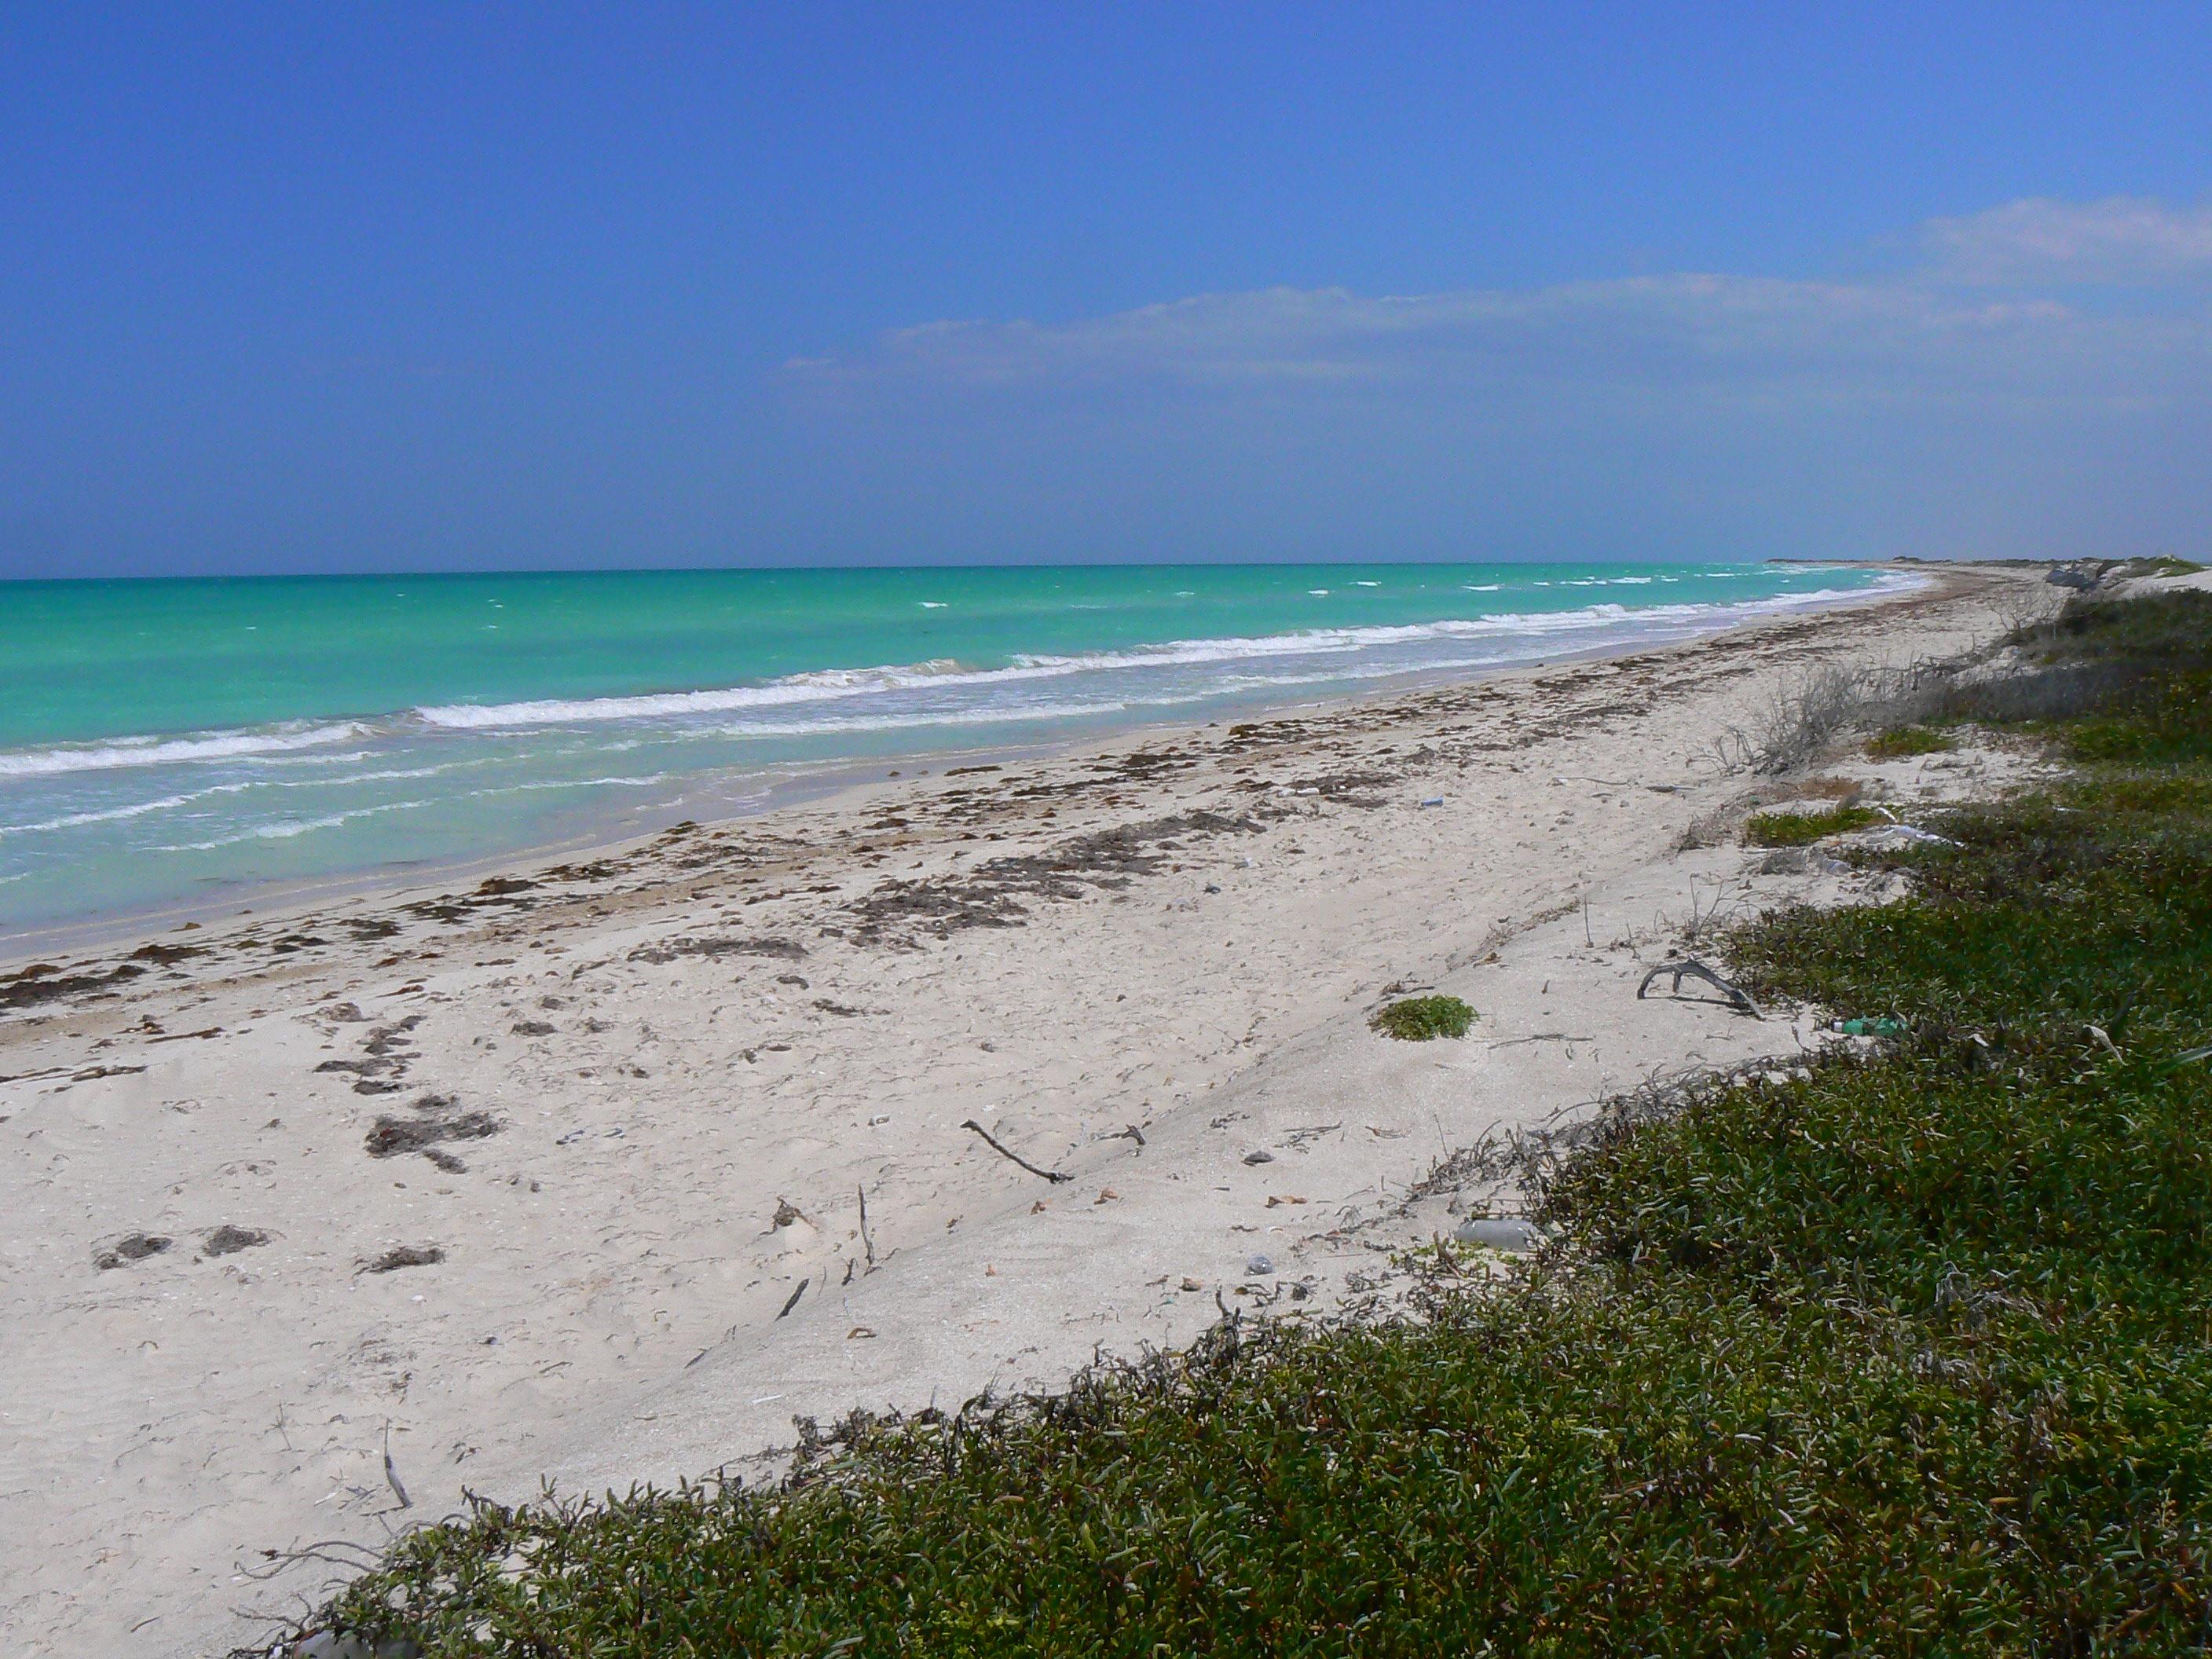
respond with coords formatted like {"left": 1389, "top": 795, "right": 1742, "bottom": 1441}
{"left": 1743, "top": 802, "right": 1883, "bottom": 846}
{"left": 1368, "top": 993, "right": 1474, "bottom": 1040}
{"left": 295, "top": 592, "right": 2212, "bottom": 1657}
{"left": 1865, "top": 723, "right": 1954, "bottom": 759}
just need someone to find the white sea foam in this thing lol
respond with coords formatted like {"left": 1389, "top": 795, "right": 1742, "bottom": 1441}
{"left": 148, "top": 798, "right": 432, "bottom": 853}
{"left": 464, "top": 773, "right": 674, "bottom": 797}
{"left": 0, "top": 790, "right": 216, "bottom": 838}
{"left": 0, "top": 760, "right": 485, "bottom": 840}
{"left": 387, "top": 583, "right": 1910, "bottom": 734}
{"left": 705, "top": 700, "right": 1140, "bottom": 738}
{"left": 0, "top": 721, "right": 369, "bottom": 779}
{"left": 411, "top": 658, "right": 981, "bottom": 729}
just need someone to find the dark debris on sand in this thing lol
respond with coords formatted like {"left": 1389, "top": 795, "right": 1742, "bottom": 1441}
{"left": 627, "top": 934, "right": 808, "bottom": 965}
{"left": 846, "top": 809, "right": 1268, "bottom": 945}
{"left": 364, "top": 1093, "right": 502, "bottom": 1168}
{"left": 93, "top": 1232, "right": 173, "bottom": 1270}
{"left": 361, "top": 1243, "right": 445, "bottom": 1274}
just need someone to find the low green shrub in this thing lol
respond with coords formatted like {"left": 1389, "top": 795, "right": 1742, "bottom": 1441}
{"left": 1865, "top": 724, "right": 1954, "bottom": 759}
{"left": 1369, "top": 993, "right": 1474, "bottom": 1040}
{"left": 1743, "top": 803, "right": 1881, "bottom": 846}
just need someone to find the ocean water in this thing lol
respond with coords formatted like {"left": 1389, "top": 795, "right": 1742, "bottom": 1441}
{"left": 0, "top": 562, "right": 1906, "bottom": 939}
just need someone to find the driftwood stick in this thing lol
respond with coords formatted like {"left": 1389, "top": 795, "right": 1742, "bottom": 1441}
{"left": 961, "top": 1118, "right": 1073, "bottom": 1183}
{"left": 858, "top": 1185, "right": 877, "bottom": 1270}
{"left": 381, "top": 1426, "right": 411, "bottom": 1510}
{"left": 1637, "top": 958, "right": 1760, "bottom": 1017}
{"left": 239, "top": 1540, "right": 387, "bottom": 1581}
{"left": 777, "top": 1277, "right": 810, "bottom": 1320}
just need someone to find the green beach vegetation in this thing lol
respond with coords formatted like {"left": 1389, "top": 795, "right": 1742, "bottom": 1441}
{"left": 1368, "top": 993, "right": 1476, "bottom": 1041}
{"left": 1865, "top": 723, "right": 1955, "bottom": 759}
{"left": 304, "top": 592, "right": 2212, "bottom": 1656}
{"left": 1742, "top": 802, "right": 1884, "bottom": 846}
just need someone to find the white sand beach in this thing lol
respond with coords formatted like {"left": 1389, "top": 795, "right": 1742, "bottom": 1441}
{"left": 0, "top": 566, "right": 2046, "bottom": 1657}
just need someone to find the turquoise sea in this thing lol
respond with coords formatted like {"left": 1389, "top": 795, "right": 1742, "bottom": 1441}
{"left": 0, "top": 562, "right": 1906, "bottom": 940}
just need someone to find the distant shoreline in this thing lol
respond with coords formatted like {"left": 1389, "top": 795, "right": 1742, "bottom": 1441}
{"left": 0, "top": 559, "right": 1911, "bottom": 955}
{"left": 2, "top": 562, "right": 1923, "bottom": 965}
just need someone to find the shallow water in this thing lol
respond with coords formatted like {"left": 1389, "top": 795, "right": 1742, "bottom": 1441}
{"left": 0, "top": 561, "right": 1903, "bottom": 936}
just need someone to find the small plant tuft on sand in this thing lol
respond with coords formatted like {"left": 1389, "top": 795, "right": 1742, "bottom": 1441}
{"left": 1370, "top": 994, "right": 1475, "bottom": 1040}
{"left": 1866, "top": 724, "right": 1954, "bottom": 759}
{"left": 1743, "top": 804, "right": 1882, "bottom": 846}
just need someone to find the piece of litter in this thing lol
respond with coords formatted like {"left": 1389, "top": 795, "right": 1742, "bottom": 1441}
{"left": 1245, "top": 1253, "right": 1276, "bottom": 1276}
{"left": 1242, "top": 1150, "right": 1275, "bottom": 1165}
{"left": 1265, "top": 1195, "right": 1307, "bottom": 1207}
{"left": 847, "top": 1326, "right": 877, "bottom": 1340}
{"left": 1866, "top": 823, "right": 1960, "bottom": 846}
{"left": 1455, "top": 1216, "right": 1541, "bottom": 1252}
{"left": 1419, "top": 797, "right": 1445, "bottom": 808}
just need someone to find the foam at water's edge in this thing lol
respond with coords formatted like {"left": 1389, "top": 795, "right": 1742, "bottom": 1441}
{"left": 407, "top": 581, "right": 1909, "bottom": 734}
{"left": 0, "top": 721, "right": 372, "bottom": 779}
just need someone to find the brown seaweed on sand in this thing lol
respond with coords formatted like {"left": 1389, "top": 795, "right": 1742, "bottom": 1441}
{"left": 93, "top": 1232, "right": 172, "bottom": 1271}
{"left": 361, "top": 1244, "right": 445, "bottom": 1274}
{"left": 364, "top": 1094, "right": 502, "bottom": 1167}
{"left": 626, "top": 934, "right": 808, "bottom": 965}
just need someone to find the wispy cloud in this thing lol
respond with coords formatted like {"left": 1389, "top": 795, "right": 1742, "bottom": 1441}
{"left": 775, "top": 197, "right": 2212, "bottom": 563}
{"left": 1924, "top": 196, "right": 2212, "bottom": 285}
{"left": 786, "top": 198, "right": 2212, "bottom": 410}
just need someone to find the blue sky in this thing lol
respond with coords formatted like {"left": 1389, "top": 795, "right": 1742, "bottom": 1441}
{"left": 3, "top": 4, "right": 2210, "bottom": 577}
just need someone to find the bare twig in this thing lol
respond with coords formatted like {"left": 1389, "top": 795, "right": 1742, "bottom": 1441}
{"left": 777, "top": 1277, "right": 810, "bottom": 1320}
{"left": 381, "top": 1426, "right": 410, "bottom": 1510}
{"left": 961, "top": 1118, "right": 1072, "bottom": 1183}
{"left": 1637, "top": 957, "right": 1760, "bottom": 1017}
{"left": 236, "top": 1539, "right": 386, "bottom": 1583}
{"left": 857, "top": 1185, "right": 877, "bottom": 1270}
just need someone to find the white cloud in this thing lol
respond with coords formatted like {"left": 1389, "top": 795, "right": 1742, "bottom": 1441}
{"left": 771, "top": 196, "right": 2212, "bottom": 563}
{"left": 786, "top": 254, "right": 2200, "bottom": 410}
{"left": 1923, "top": 196, "right": 2212, "bottom": 285}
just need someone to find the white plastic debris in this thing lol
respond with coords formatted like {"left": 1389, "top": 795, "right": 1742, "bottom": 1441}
{"left": 1454, "top": 1216, "right": 1542, "bottom": 1252}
